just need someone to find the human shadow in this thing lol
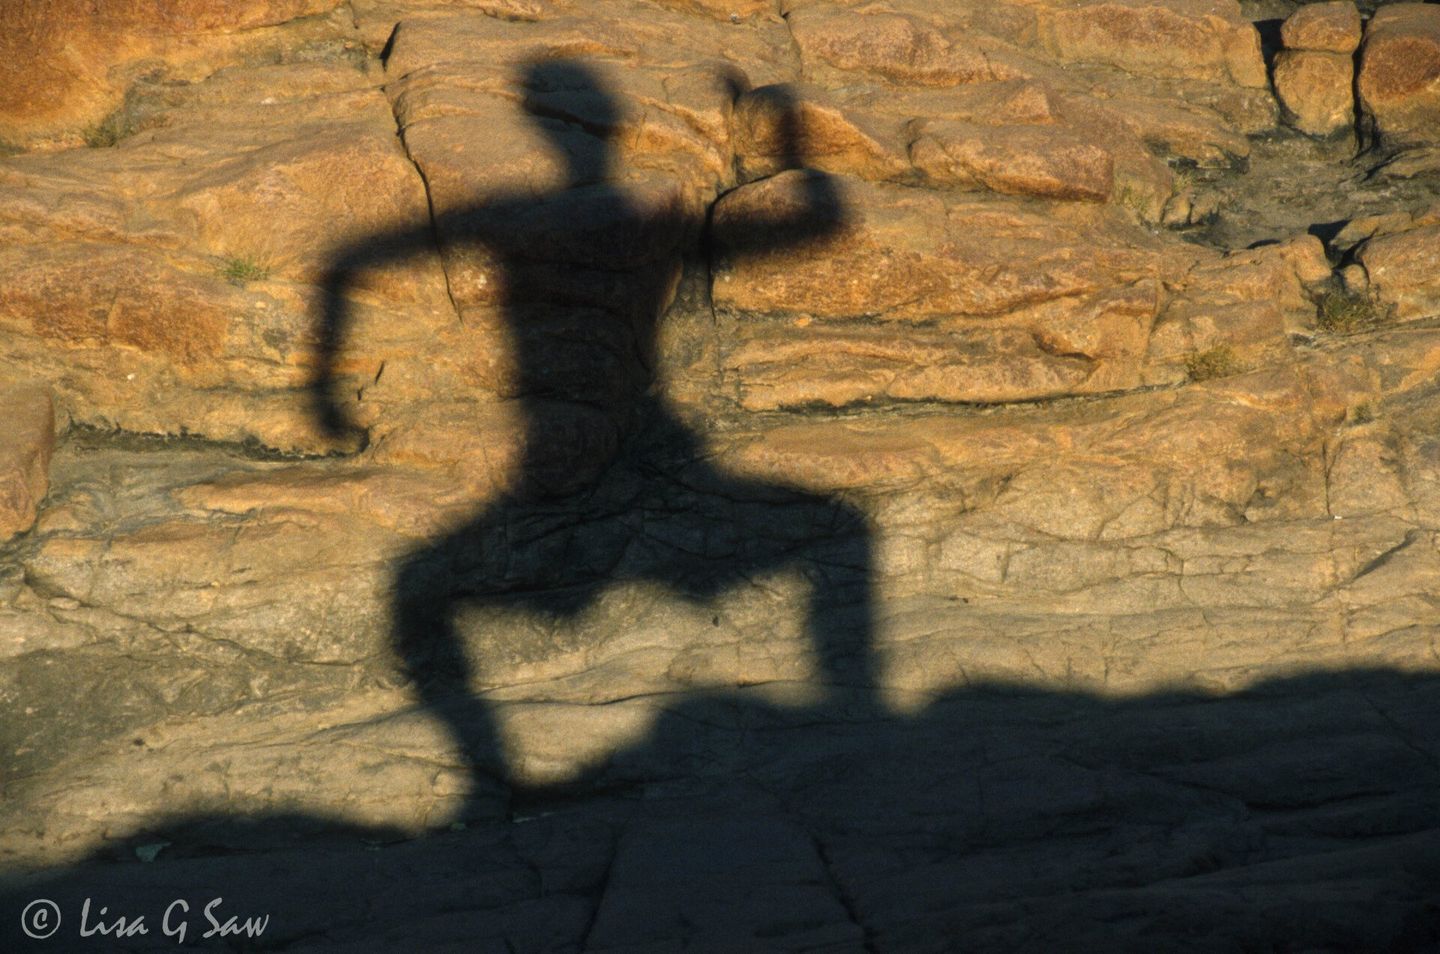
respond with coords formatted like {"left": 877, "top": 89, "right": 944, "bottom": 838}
{"left": 312, "top": 59, "right": 863, "bottom": 817}
{"left": 7, "top": 55, "right": 1438, "bottom": 954}
{"left": 3, "top": 668, "right": 1437, "bottom": 951}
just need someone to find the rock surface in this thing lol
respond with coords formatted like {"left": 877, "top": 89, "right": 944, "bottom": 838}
{"left": 0, "top": 0, "right": 350, "bottom": 149}
{"left": 1274, "top": 49, "right": 1354, "bottom": 137}
{"left": 1281, "top": 0, "right": 1362, "bottom": 53}
{"left": 1357, "top": 214, "right": 1440, "bottom": 321}
{"left": 0, "top": 380, "right": 54, "bottom": 541}
{"left": 2, "top": 0, "right": 1440, "bottom": 950}
{"left": 1357, "top": 3, "right": 1440, "bottom": 146}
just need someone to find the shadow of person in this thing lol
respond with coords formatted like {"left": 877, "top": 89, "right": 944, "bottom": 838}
{"left": 313, "top": 58, "right": 865, "bottom": 818}
{"left": 6, "top": 668, "right": 1438, "bottom": 951}
{"left": 6, "top": 53, "right": 1440, "bottom": 954}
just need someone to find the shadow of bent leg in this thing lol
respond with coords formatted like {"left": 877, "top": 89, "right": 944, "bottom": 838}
{"left": 393, "top": 537, "right": 511, "bottom": 821}
{"left": 804, "top": 499, "right": 880, "bottom": 713}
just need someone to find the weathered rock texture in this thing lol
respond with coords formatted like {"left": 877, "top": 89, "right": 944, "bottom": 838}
{"left": 0, "top": 380, "right": 54, "bottom": 541}
{"left": 2, "top": 0, "right": 1440, "bottom": 950}
{"left": 1274, "top": 2, "right": 1360, "bottom": 138}
{"left": 1281, "top": 0, "right": 1362, "bottom": 53}
{"left": 1274, "top": 49, "right": 1354, "bottom": 137}
{"left": 1358, "top": 3, "right": 1440, "bottom": 146}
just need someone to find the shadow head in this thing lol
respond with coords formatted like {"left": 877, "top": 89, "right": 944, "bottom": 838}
{"left": 519, "top": 58, "right": 624, "bottom": 185}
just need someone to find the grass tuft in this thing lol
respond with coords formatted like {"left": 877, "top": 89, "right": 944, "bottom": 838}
{"left": 1316, "top": 289, "right": 1388, "bottom": 335}
{"left": 1349, "top": 402, "right": 1375, "bottom": 425}
{"left": 1185, "top": 345, "right": 1241, "bottom": 382}
{"left": 82, "top": 110, "right": 135, "bottom": 148}
{"left": 218, "top": 257, "right": 271, "bottom": 285}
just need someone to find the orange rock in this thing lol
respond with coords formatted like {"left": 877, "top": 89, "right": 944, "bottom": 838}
{"left": 0, "top": 0, "right": 346, "bottom": 147}
{"left": 712, "top": 172, "right": 1170, "bottom": 409}
{"left": 1358, "top": 223, "right": 1440, "bottom": 321}
{"left": 1274, "top": 50, "right": 1355, "bottom": 137}
{"left": 1357, "top": 4, "right": 1440, "bottom": 147}
{"left": 1280, "top": 1, "right": 1361, "bottom": 54}
{"left": 1077, "top": 81, "right": 1257, "bottom": 168}
{"left": 1145, "top": 237, "right": 1328, "bottom": 379}
{"left": 1033, "top": 0, "right": 1268, "bottom": 89}
{"left": 911, "top": 121, "right": 1113, "bottom": 201}
{"left": 787, "top": 5, "right": 1012, "bottom": 87}
{"left": 0, "top": 67, "right": 450, "bottom": 454}
{"left": 0, "top": 242, "right": 232, "bottom": 358}
{"left": 713, "top": 364, "right": 1332, "bottom": 536}
{"left": 732, "top": 85, "right": 910, "bottom": 183}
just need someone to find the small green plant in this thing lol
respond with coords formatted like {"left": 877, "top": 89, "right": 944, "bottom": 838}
{"left": 1185, "top": 345, "right": 1240, "bottom": 381}
{"left": 1316, "top": 289, "right": 1387, "bottom": 335}
{"left": 1349, "top": 402, "right": 1375, "bottom": 425}
{"left": 217, "top": 257, "right": 271, "bottom": 285}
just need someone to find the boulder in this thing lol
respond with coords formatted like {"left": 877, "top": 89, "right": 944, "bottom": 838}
{"left": 1357, "top": 222, "right": 1440, "bottom": 321}
{"left": 1032, "top": 0, "right": 1268, "bottom": 89}
{"left": 1274, "top": 50, "right": 1354, "bottom": 137}
{"left": 1280, "top": 1, "right": 1361, "bottom": 54}
{"left": 1357, "top": 4, "right": 1440, "bottom": 147}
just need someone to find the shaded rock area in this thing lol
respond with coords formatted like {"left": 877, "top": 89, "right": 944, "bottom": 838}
{"left": 0, "top": 379, "right": 53, "bottom": 541}
{"left": 2, "top": 0, "right": 1440, "bottom": 950}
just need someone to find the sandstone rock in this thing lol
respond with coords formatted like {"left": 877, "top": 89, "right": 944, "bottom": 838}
{"left": 384, "top": 15, "right": 764, "bottom": 202}
{"left": 1274, "top": 50, "right": 1354, "bottom": 137}
{"left": 786, "top": 4, "right": 1014, "bottom": 87}
{"left": 0, "top": 379, "right": 54, "bottom": 541}
{"left": 0, "top": 0, "right": 349, "bottom": 147}
{"left": 821, "top": 80, "right": 1172, "bottom": 203}
{"left": 865, "top": 80, "right": 1064, "bottom": 127}
{"left": 711, "top": 172, "right": 1169, "bottom": 409}
{"left": 1357, "top": 222, "right": 1440, "bottom": 321}
{"left": 911, "top": 121, "right": 1114, "bottom": 201}
{"left": 1327, "top": 429, "right": 1411, "bottom": 517}
{"left": 1357, "top": 3, "right": 1440, "bottom": 147}
{"left": 732, "top": 84, "right": 910, "bottom": 183}
{"left": 1373, "top": 144, "right": 1440, "bottom": 180}
{"left": 2, "top": 1, "right": 1440, "bottom": 948}
{"left": 1032, "top": 0, "right": 1268, "bottom": 89}
{"left": 0, "top": 65, "right": 452, "bottom": 454}
{"left": 1145, "top": 236, "right": 1329, "bottom": 381}
{"left": 1078, "top": 80, "right": 1256, "bottom": 168}
{"left": 1280, "top": 1, "right": 1362, "bottom": 54}
{"left": 713, "top": 362, "right": 1333, "bottom": 528}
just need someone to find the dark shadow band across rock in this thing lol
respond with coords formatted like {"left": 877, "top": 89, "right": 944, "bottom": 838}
{"left": 3, "top": 667, "right": 1437, "bottom": 951}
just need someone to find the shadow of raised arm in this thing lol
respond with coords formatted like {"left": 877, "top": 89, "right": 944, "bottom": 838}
{"left": 310, "top": 225, "right": 436, "bottom": 443}
{"left": 714, "top": 83, "right": 845, "bottom": 258}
